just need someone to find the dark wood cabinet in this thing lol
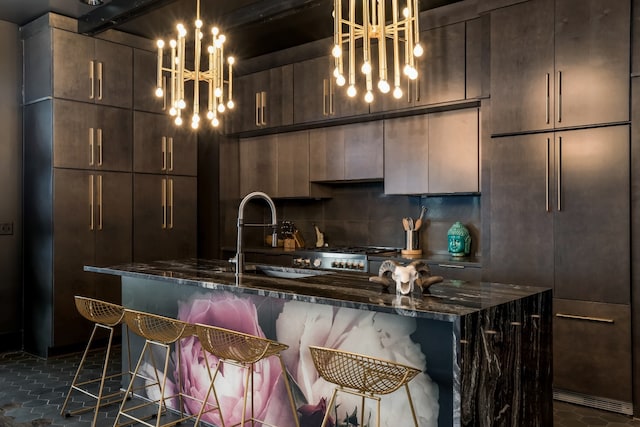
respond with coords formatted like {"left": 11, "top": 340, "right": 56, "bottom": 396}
{"left": 53, "top": 99, "right": 132, "bottom": 172}
{"left": 310, "top": 121, "right": 383, "bottom": 182}
{"left": 133, "top": 174, "right": 197, "bottom": 262}
{"left": 553, "top": 299, "right": 632, "bottom": 403}
{"left": 133, "top": 48, "right": 165, "bottom": 114}
{"left": 232, "top": 65, "right": 294, "bottom": 133}
{"left": 384, "top": 109, "right": 478, "bottom": 194}
{"left": 133, "top": 111, "right": 197, "bottom": 176}
{"left": 491, "top": 0, "right": 629, "bottom": 134}
{"left": 293, "top": 56, "right": 332, "bottom": 124}
{"left": 488, "top": 125, "right": 630, "bottom": 304}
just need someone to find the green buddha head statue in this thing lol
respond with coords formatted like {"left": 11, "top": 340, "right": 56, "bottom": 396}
{"left": 447, "top": 221, "right": 471, "bottom": 257}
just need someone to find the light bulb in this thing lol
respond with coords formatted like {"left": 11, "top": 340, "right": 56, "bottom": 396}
{"left": 207, "top": 111, "right": 214, "bottom": 120}
{"left": 208, "top": 46, "right": 214, "bottom": 54}
{"left": 169, "top": 107, "right": 177, "bottom": 116}
{"left": 214, "top": 87, "right": 222, "bottom": 97}
{"left": 213, "top": 27, "right": 219, "bottom": 35}
{"left": 175, "top": 116, "right": 183, "bottom": 126}
{"left": 227, "top": 100, "right": 235, "bottom": 109}
{"left": 403, "top": 7, "right": 409, "bottom": 18}
{"left": 333, "top": 67, "right": 340, "bottom": 78}
{"left": 155, "top": 87, "right": 163, "bottom": 97}
{"left": 214, "top": 39, "right": 223, "bottom": 48}
{"left": 191, "top": 120, "right": 199, "bottom": 129}
{"left": 212, "top": 117, "right": 220, "bottom": 127}
{"left": 407, "top": 67, "right": 418, "bottom": 80}
{"left": 170, "top": 40, "right": 177, "bottom": 48}
{"left": 413, "top": 43, "right": 424, "bottom": 57}
{"left": 336, "top": 74, "right": 346, "bottom": 87}
{"left": 378, "top": 80, "right": 390, "bottom": 93}
{"left": 177, "top": 24, "right": 187, "bottom": 37}
{"left": 361, "top": 61, "right": 372, "bottom": 75}
{"left": 195, "top": 19, "right": 202, "bottom": 29}
{"left": 178, "top": 99, "right": 186, "bottom": 109}
{"left": 364, "top": 91, "right": 374, "bottom": 103}
{"left": 393, "top": 87, "right": 403, "bottom": 99}
{"left": 332, "top": 45, "right": 342, "bottom": 58}
{"left": 228, "top": 57, "right": 235, "bottom": 65}
{"left": 219, "top": 35, "right": 226, "bottom": 44}
{"left": 218, "top": 103, "right": 226, "bottom": 113}
{"left": 192, "top": 114, "right": 200, "bottom": 123}
{"left": 347, "top": 85, "right": 357, "bottom": 97}
{"left": 156, "top": 40, "right": 164, "bottom": 49}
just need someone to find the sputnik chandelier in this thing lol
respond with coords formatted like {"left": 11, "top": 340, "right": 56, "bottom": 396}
{"left": 155, "top": 0, "right": 234, "bottom": 128}
{"left": 332, "top": 0, "right": 423, "bottom": 104}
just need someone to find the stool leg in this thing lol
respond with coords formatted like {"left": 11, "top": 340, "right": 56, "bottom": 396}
{"left": 115, "top": 340, "right": 152, "bottom": 427}
{"left": 404, "top": 383, "right": 419, "bottom": 427}
{"left": 276, "top": 354, "right": 300, "bottom": 427}
{"left": 154, "top": 342, "right": 172, "bottom": 427}
{"left": 92, "top": 324, "right": 115, "bottom": 427}
{"left": 194, "top": 358, "right": 225, "bottom": 427}
{"left": 320, "top": 389, "right": 338, "bottom": 427}
{"left": 360, "top": 395, "right": 366, "bottom": 427}
{"left": 60, "top": 323, "right": 99, "bottom": 417}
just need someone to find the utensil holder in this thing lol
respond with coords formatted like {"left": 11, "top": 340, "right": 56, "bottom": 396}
{"left": 401, "top": 231, "right": 422, "bottom": 256}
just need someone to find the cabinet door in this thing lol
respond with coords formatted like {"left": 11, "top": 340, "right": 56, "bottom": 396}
{"left": 166, "top": 176, "right": 198, "bottom": 260}
{"left": 52, "top": 29, "right": 94, "bottom": 103}
{"left": 488, "top": 134, "right": 554, "bottom": 288}
{"left": 53, "top": 100, "right": 94, "bottom": 169}
{"left": 239, "top": 136, "right": 277, "bottom": 195}
{"left": 553, "top": 299, "right": 631, "bottom": 402}
{"left": 232, "top": 70, "right": 268, "bottom": 133}
{"left": 384, "top": 115, "right": 429, "bottom": 194}
{"left": 167, "top": 125, "right": 198, "bottom": 177}
{"left": 553, "top": 126, "right": 630, "bottom": 304}
{"left": 415, "top": 22, "right": 466, "bottom": 107}
{"left": 428, "top": 109, "right": 478, "bottom": 193}
{"left": 133, "top": 48, "right": 165, "bottom": 113}
{"left": 53, "top": 169, "right": 95, "bottom": 346}
{"left": 344, "top": 121, "right": 383, "bottom": 180}
{"left": 293, "top": 56, "right": 330, "bottom": 124}
{"left": 94, "top": 38, "right": 133, "bottom": 109}
{"left": 93, "top": 171, "right": 132, "bottom": 304}
{"left": 133, "top": 174, "right": 170, "bottom": 262}
{"left": 133, "top": 111, "right": 168, "bottom": 174}
{"left": 95, "top": 105, "right": 132, "bottom": 172}
{"left": 266, "top": 65, "right": 294, "bottom": 128}
{"left": 277, "top": 131, "right": 311, "bottom": 198}
{"left": 309, "top": 127, "right": 345, "bottom": 181}
{"left": 554, "top": 0, "right": 630, "bottom": 128}
{"left": 490, "top": 0, "right": 554, "bottom": 135}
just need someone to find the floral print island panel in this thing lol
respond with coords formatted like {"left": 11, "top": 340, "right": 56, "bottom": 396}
{"left": 137, "top": 291, "right": 440, "bottom": 427}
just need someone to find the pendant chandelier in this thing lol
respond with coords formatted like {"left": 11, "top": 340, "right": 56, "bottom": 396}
{"left": 155, "top": 0, "right": 234, "bottom": 129}
{"left": 332, "top": 0, "right": 423, "bottom": 104}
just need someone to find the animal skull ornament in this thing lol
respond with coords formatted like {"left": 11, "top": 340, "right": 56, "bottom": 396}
{"left": 369, "top": 260, "right": 444, "bottom": 295}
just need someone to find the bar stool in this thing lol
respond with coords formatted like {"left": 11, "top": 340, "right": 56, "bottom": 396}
{"left": 194, "top": 323, "right": 300, "bottom": 427}
{"left": 114, "top": 309, "right": 212, "bottom": 427}
{"left": 61, "top": 296, "right": 131, "bottom": 427}
{"left": 308, "top": 346, "right": 421, "bottom": 427}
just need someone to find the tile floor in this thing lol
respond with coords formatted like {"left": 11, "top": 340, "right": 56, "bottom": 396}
{"left": 0, "top": 347, "right": 638, "bottom": 427}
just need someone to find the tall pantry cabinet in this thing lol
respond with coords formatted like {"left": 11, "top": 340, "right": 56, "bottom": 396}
{"left": 488, "top": 0, "right": 632, "bottom": 411}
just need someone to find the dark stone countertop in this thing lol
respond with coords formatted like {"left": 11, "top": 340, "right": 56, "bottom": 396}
{"left": 86, "top": 258, "right": 548, "bottom": 323}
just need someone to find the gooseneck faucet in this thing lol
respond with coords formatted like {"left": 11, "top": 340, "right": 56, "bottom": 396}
{"left": 235, "top": 191, "right": 278, "bottom": 279}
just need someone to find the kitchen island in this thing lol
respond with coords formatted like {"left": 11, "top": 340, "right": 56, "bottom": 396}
{"left": 87, "top": 259, "right": 552, "bottom": 427}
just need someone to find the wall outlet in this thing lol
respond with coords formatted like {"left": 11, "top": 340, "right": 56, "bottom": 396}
{"left": 0, "top": 222, "right": 13, "bottom": 235}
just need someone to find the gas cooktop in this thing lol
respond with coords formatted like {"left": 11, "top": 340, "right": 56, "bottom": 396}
{"left": 292, "top": 247, "right": 399, "bottom": 272}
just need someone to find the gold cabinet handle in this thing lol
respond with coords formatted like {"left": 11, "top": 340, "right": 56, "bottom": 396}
{"left": 97, "top": 128, "right": 103, "bottom": 166}
{"left": 545, "top": 137, "right": 550, "bottom": 212}
{"left": 545, "top": 73, "right": 550, "bottom": 124}
{"left": 168, "top": 178, "right": 174, "bottom": 229}
{"left": 97, "top": 175, "right": 103, "bottom": 230}
{"left": 89, "top": 174, "right": 94, "bottom": 230}
{"left": 161, "top": 136, "right": 167, "bottom": 171}
{"left": 168, "top": 137, "right": 174, "bottom": 172}
{"left": 322, "top": 79, "right": 328, "bottom": 116}
{"left": 89, "top": 60, "right": 95, "bottom": 100}
{"left": 555, "top": 313, "right": 614, "bottom": 324}
{"left": 97, "top": 61, "right": 103, "bottom": 101}
{"left": 557, "top": 136, "right": 562, "bottom": 211}
{"left": 89, "top": 128, "right": 95, "bottom": 166}
{"left": 261, "top": 91, "right": 267, "bottom": 125}
{"left": 557, "top": 70, "right": 562, "bottom": 123}
{"left": 255, "top": 92, "right": 261, "bottom": 126}
{"left": 161, "top": 178, "right": 167, "bottom": 229}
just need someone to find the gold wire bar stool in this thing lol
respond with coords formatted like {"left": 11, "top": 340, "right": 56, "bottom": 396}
{"left": 114, "top": 309, "right": 209, "bottom": 427}
{"left": 308, "top": 346, "right": 421, "bottom": 427}
{"left": 194, "top": 323, "right": 301, "bottom": 427}
{"left": 60, "top": 296, "right": 131, "bottom": 427}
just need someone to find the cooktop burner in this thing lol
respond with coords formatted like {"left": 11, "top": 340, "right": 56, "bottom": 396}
{"left": 292, "top": 246, "right": 399, "bottom": 272}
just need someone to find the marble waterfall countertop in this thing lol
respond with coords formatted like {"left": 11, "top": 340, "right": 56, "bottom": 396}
{"left": 86, "top": 258, "right": 549, "bottom": 322}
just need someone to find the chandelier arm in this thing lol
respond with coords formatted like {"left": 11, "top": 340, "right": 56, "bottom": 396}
{"left": 377, "top": 0, "right": 387, "bottom": 86}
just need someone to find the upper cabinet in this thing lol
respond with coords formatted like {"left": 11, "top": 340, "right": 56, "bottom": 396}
{"left": 25, "top": 28, "right": 132, "bottom": 109}
{"left": 133, "top": 48, "right": 165, "bottom": 114}
{"left": 491, "top": 0, "right": 630, "bottom": 135}
{"left": 371, "top": 23, "right": 466, "bottom": 113}
{"left": 309, "top": 121, "right": 384, "bottom": 182}
{"left": 231, "top": 65, "right": 294, "bottom": 133}
{"left": 384, "top": 108, "right": 479, "bottom": 195}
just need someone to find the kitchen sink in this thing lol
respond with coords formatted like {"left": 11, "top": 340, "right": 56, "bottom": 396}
{"left": 254, "top": 264, "right": 332, "bottom": 279}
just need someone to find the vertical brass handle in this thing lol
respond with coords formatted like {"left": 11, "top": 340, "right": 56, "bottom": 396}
{"left": 89, "top": 60, "right": 95, "bottom": 100}
{"left": 89, "top": 174, "right": 94, "bottom": 230}
{"left": 545, "top": 138, "right": 550, "bottom": 212}
{"left": 261, "top": 91, "right": 267, "bottom": 125}
{"left": 97, "top": 175, "right": 103, "bottom": 230}
{"left": 97, "top": 128, "right": 103, "bottom": 166}
{"left": 161, "top": 178, "right": 167, "bottom": 229}
{"left": 97, "top": 61, "right": 104, "bottom": 101}
{"left": 414, "top": 68, "right": 421, "bottom": 103}
{"left": 255, "top": 92, "right": 261, "bottom": 126}
{"left": 322, "top": 79, "right": 328, "bottom": 116}
{"left": 89, "top": 128, "right": 95, "bottom": 166}
{"left": 329, "top": 78, "right": 335, "bottom": 115}
{"left": 168, "top": 137, "right": 174, "bottom": 172}
{"left": 168, "top": 178, "right": 174, "bottom": 229}
{"left": 557, "top": 136, "right": 562, "bottom": 211}
{"left": 162, "top": 75, "right": 167, "bottom": 111}
{"left": 557, "top": 70, "right": 562, "bottom": 123}
{"left": 545, "top": 73, "right": 550, "bottom": 124}
{"left": 161, "top": 136, "right": 167, "bottom": 171}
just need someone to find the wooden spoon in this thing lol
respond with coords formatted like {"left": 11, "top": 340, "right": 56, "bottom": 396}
{"left": 414, "top": 218, "right": 422, "bottom": 230}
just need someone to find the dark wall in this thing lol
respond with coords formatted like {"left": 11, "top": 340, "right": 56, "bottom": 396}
{"left": 0, "top": 20, "right": 23, "bottom": 351}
